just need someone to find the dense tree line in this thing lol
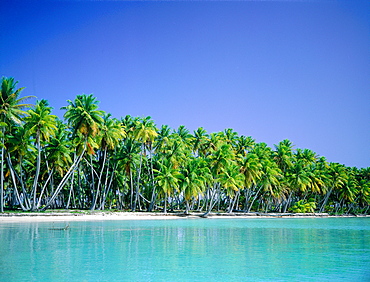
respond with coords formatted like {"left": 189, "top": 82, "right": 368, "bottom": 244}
{"left": 0, "top": 77, "right": 369, "bottom": 214}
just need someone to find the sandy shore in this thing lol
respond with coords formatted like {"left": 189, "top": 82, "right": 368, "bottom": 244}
{"left": 0, "top": 211, "right": 367, "bottom": 223}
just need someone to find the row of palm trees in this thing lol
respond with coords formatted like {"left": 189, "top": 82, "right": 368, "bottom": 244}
{"left": 0, "top": 77, "right": 369, "bottom": 214}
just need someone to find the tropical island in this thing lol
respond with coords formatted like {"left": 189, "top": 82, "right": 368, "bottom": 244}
{"left": 0, "top": 76, "right": 369, "bottom": 217}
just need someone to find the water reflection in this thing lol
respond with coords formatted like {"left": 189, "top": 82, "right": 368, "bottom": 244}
{"left": 0, "top": 218, "right": 369, "bottom": 281}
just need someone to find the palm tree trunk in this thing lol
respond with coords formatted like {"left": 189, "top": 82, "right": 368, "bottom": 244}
{"left": 319, "top": 187, "right": 333, "bottom": 213}
{"left": 6, "top": 153, "right": 30, "bottom": 210}
{"left": 36, "top": 168, "right": 54, "bottom": 209}
{"left": 148, "top": 153, "right": 156, "bottom": 212}
{"left": 129, "top": 168, "right": 134, "bottom": 210}
{"left": 91, "top": 148, "right": 107, "bottom": 210}
{"left": 228, "top": 190, "right": 240, "bottom": 213}
{"left": 243, "top": 187, "right": 252, "bottom": 212}
{"left": 66, "top": 170, "right": 74, "bottom": 209}
{"left": 41, "top": 149, "right": 85, "bottom": 211}
{"left": 185, "top": 200, "right": 190, "bottom": 214}
{"left": 247, "top": 184, "right": 263, "bottom": 213}
{"left": 283, "top": 192, "right": 293, "bottom": 213}
{"left": 164, "top": 196, "right": 167, "bottom": 213}
{"left": 99, "top": 161, "right": 115, "bottom": 210}
{"left": 31, "top": 137, "right": 41, "bottom": 211}
{"left": 133, "top": 151, "right": 143, "bottom": 211}
{"left": 1, "top": 135, "right": 5, "bottom": 212}
{"left": 203, "top": 183, "right": 220, "bottom": 216}
{"left": 7, "top": 156, "right": 27, "bottom": 211}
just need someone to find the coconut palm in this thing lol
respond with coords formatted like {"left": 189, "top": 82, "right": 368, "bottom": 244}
{"left": 319, "top": 163, "right": 348, "bottom": 212}
{"left": 273, "top": 139, "right": 294, "bottom": 174}
{"left": 295, "top": 148, "right": 318, "bottom": 167}
{"left": 116, "top": 138, "right": 141, "bottom": 210}
{"left": 239, "top": 153, "right": 262, "bottom": 211}
{"left": 154, "top": 125, "right": 171, "bottom": 154}
{"left": 247, "top": 159, "right": 282, "bottom": 212}
{"left": 180, "top": 157, "right": 211, "bottom": 214}
{"left": 92, "top": 114, "right": 125, "bottom": 210}
{"left": 235, "top": 135, "right": 255, "bottom": 158}
{"left": 24, "top": 99, "right": 57, "bottom": 210}
{"left": 6, "top": 125, "right": 36, "bottom": 210}
{"left": 42, "top": 94, "right": 104, "bottom": 211}
{"left": 154, "top": 159, "right": 182, "bottom": 213}
{"left": 192, "top": 127, "right": 209, "bottom": 157}
{"left": 132, "top": 116, "right": 158, "bottom": 211}
{"left": 218, "top": 163, "right": 244, "bottom": 212}
{"left": 175, "top": 125, "right": 193, "bottom": 149}
{"left": 0, "top": 77, "right": 34, "bottom": 212}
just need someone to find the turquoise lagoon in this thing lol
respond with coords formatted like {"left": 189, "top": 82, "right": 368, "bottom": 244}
{"left": 0, "top": 218, "right": 369, "bottom": 281}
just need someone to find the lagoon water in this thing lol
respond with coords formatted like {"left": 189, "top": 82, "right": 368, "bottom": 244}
{"left": 0, "top": 218, "right": 369, "bottom": 281}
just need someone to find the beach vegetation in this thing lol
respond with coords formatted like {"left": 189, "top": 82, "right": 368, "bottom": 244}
{"left": 0, "top": 77, "right": 369, "bottom": 215}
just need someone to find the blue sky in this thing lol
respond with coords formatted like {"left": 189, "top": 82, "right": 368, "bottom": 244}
{"left": 1, "top": 0, "right": 369, "bottom": 168}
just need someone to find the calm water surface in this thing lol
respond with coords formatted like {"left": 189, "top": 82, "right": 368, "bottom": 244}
{"left": 0, "top": 218, "right": 369, "bottom": 281}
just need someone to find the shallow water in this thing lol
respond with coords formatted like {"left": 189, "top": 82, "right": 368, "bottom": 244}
{"left": 0, "top": 218, "right": 369, "bottom": 281}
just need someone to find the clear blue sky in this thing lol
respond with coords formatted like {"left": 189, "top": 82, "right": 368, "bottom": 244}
{"left": 1, "top": 0, "right": 369, "bottom": 168}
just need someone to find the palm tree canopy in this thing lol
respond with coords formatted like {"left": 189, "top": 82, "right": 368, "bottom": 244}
{"left": 24, "top": 99, "right": 57, "bottom": 143}
{"left": 0, "top": 77, "right": 34, "bottom": 125}
{"left": 62, "top": 94, "right": 104, "bottom": 138}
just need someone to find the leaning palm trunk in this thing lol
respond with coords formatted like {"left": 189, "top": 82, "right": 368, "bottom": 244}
{"left": 185, "top": 200, "right": 191, "bottom": 214}
{"left": 99, "top": 161, "right": 116, "bottom": 210}
{"left": 7, "top": 156, "right": 28, "bottom": 211}
{"left": 319, "top": 187, "right": 333, "bottom": 213}
{"left": 31, "top": 137, "right": 41, "bottom": 211}
{"left": 247, "top": 184, "right": 264, "bottom": 213}
{"left": 6, "top": 153, "right": 30, "bottom": 210}
{"left": 283, "top": 191, "right": 293, "bottom": 213}
{"left": 202, "top": 183, "right": 220, "bottom": 216}
{"left": 0, "top": 136, "right": 5, "bottom": 212}
{"left": 36, "top": 168, "right": 54, "bottom": 209}
{"left": 91, "top": 148, "right": 107, "bottom": 210}
{"left": 147, "top": 155, "right": 156, "bottom": 212}
{"left": 133, "top": 152, "right": 143, "bottom": 211}
{"left": 243, "top": 187, "right": 253, "bottom": 212}
{"left": 66, "top": 171, "right": 74, "bottom": 209}
{"left": 41, "top": 149, "right": 85, "bottom": 211}
{"left": 228, "top": 190, "right": 240, "bottom": 213}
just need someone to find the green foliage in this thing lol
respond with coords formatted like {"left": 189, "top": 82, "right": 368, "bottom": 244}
{"left": 0, "top": 77, "right": 369, "bottom": 215}
{"left": 289, "top": 199, "right": 317, "bottom": 213}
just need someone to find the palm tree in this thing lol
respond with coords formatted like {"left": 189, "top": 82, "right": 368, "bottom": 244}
{"left": 24, "top": 99, "right": 57, "bottom": 210}
{"left": 116, "top": 138, "right": 141, "bottom": 210}
{"left": 0, "top": 77, "right": 34, "bottom": 212}
{"left": 154, "top": 159, "right": 182, "bottom": 213}
{"left": 180, "top": 157, "right": 211, "bottom": 214}
{"left": 132, "top": 116, "right": 158, "bottom": 211}
{"left": 62, "top": 94, "right": 104, "bottom": 151}
{"left": 154, "top": 125, "right": 171, "bottom": 154}
{"left": 92, "top": 114, "right": 125, "bottom": 210}
{"left": 295, "top": 148, "right": 318, "bottom": 167}
{"left": 283, "top": 161, "right": 312, "bottom": 212}
{"left": 239, "top": 153, "right": 262, "bottom": 211}
{"left": 337, "top": 170, "right": 358, "bottom": 213}
{"left": 235, "top": 135, "right": 255, "bottom": 158}
{"left": 6, "top": 125, "right": 36, "bottom": 210}
{"left": 273, "top": 139, "right": 294, "bottom": 174}
{"left": 44, "top": 120, "right": 73, "bottom": 208}
{"left": 319, "top": 163, "right": 348, "bottom": 213}
{"left": 218, "top": 163, "right": 244, "bottom": 212}
{"left": 192, "top": 127, "right": 209, "bottom": 157}
{"left": 175, "top": 125, "right": 193, "bottom": 149}
{"left": 222, "top": 128, "right": 239, "bottom": 147}
{"left": 247, "top": 159, "right": 282, "bottom": 213}
{"left": 42, "top": 94, "right": 104, "bottom": 211}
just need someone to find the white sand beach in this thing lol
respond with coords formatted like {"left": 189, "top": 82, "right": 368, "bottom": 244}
{"left": 0, "top": 211, "right": 364, "bottom": 223}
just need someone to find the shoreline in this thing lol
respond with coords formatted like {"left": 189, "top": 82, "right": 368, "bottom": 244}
{"left": 0, "top": 211, "right": 368, "bottom": 223}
